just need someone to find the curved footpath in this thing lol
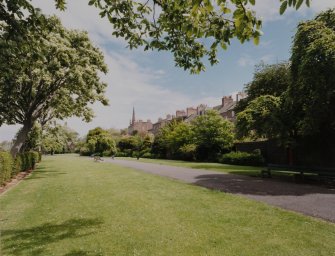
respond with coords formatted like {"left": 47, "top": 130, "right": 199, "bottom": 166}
{"left": 105, "top": 158, "right": 335, "bottom": 223}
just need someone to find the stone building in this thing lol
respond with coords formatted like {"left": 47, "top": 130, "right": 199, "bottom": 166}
{"left": 149, "top": 114, "right": 173, "bottom": 135}
{"left": 127, "top": 107, "right": 153, "bottom": 135}
{"left": 213, "top": 92, "right": 247, "bottom": 121}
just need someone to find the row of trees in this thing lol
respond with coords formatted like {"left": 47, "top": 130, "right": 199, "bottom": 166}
{"left": 235, "top": 9, "right": 335, "bottom": 149}
{"left": 0, "top": 0, "right": 312, "bottom": 157}
{"left": 116, "top": 110, "right": 234, "bottom": 162}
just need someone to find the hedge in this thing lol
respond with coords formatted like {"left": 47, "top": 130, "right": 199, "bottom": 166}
{"left": 0, "top": 151, "right": 41, "bottom": 186}
{"left": 0, "top": 151, "right": 13, "bottom": 186}
{"left": 220, "top": 150, "right": 265, "bottom": 166}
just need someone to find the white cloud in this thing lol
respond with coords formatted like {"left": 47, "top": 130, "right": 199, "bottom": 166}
{"left": 238, "top": 53, "right": 275, "bottom": 67}
{"left": 248, "top": 0, "right": 335, "bottom": 22}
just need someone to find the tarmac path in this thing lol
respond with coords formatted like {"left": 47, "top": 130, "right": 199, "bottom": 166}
{"left": 105, "top": 158, "right": 335, "bottom": 222}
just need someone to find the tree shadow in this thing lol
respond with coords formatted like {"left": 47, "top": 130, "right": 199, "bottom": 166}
{"left": 26, "top": 166, "right": 67, "bottom": 180}
{"left": 1, "top": 218, "right": 104, "bottom": 255}
{"left": 63, "top": 250, "right": 103, "bottom": 256}
{"left": 193, "top": 173, "right": 335, "bottom": 196}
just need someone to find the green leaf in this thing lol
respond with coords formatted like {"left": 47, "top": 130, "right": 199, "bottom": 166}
{"left": 280, "top": 1, "right": 288, "bottom": 15}
{"left": 296, "top": 0, "right": 304, "bottom": 10}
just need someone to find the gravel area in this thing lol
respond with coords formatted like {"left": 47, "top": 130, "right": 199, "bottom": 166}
{"left": 106, "top": 158, "right": 335, "bottom": 223}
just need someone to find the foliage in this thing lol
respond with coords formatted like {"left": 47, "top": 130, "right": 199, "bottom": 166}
{"left": 84, "top": 127, "right": 117, "bottom": 156}
{"left": 0, "top": 0, "right": 310, "bottom": 74}
{"left": 42, "top": 123, "right": 79, "bottom": 154}
{"left": 0, "top": 151, "right": 13, "bottom": 185}
{"left": 151, "top": 111, "right": 234, "bottom": 161}
{"left": 191, "top": 110, "right": 234, "bottom": 161}
{"left": 0, "top": 150, "right": 40, "bottom": 185}
{"left": 21, "top": 122, "right": 42, "bottom": 152}
{"left": 117, "top": 134, "right": 153, "bottom": 158}
{"left": 236, "top": 95, "right": 284, "bottom": 140}
{"left": 220, "top": 150, "right": 265, "bottom": 166}
{"left": 289, "top": 8, "right": 335, "bottom": 139}
{"left": 0, "top": 14, "right": 108, "bottom": 156}
{"left": 235, "top": 62, "right": 291, "bottom": 114}
{"left": 235, "top": 9, "right": 335, "bottom": 145}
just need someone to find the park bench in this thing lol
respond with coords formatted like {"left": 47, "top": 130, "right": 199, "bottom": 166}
{"left": 261, "top": 164, "right": 335, "bottom": 183}
{"left": 92, "top": 154, "right": 103, "bottom": 162}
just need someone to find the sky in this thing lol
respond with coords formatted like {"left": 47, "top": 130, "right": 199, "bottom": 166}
{"left": 0, "top": 0, "right": 334, "bottom": 141}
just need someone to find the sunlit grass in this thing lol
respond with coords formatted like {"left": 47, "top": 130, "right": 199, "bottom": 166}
{"left": 0, "top": 155, "right": 334, "bottom": 255}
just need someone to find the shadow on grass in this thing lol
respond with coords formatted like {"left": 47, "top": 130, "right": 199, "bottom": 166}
{"left": 1, "top": 218, "right": 103, "bottom": 255}
{"left": 26, "top": 166, "right": 67, "bottom": 180}
{"left": 64, "top": 250, "right": 103, "bottom": 256}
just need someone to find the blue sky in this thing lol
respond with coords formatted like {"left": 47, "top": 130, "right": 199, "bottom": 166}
{"left": 0, "top": 0, "right": 334, "bottom": 141}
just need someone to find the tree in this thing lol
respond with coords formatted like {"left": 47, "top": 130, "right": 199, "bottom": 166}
{"left": 191, "top": 110, "right": 234, "bottom": 161}
{"left": 41, "top": 123, "right": 79, "bottom": 154}
{"left": 0, "top": 15, "right": 108, "bottom": 157}
{"left": 290, "top": 8, "right": 335, "bottom": 139}
{"left": 21, "top": 122, "right": 42, "bottom": 152}
{"left": 86, "top": 127, "right": 116, "bottom": 156}
{"left": 235, "top": 62, "right": 291, "bottom": 113}
{"left": 236, "top": 95, "right": 284, "bottom": 140}
{"left": 0, "top": 0, "right": 310, "bottom": 73}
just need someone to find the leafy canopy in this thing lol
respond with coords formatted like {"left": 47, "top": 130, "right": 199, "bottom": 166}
{"left": 0, "top": 0, "right": 310, "bottom": 73}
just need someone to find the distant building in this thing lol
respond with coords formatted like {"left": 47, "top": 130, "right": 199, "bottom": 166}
{"left": 184, "top": 104, "right": 210, "bottom": 123}
{"left": 149, "top": 114, "right": 173, "bottom": 135}
{"left": 127, "top": 107, "right": 153, "bottom": 135}
{"left": 213, "top": 92, "right": 247, "bottom": 121}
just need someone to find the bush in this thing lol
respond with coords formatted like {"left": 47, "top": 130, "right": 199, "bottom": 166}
{"left": 115, "top": 152, "right": 128, "bottom": 157}
{"left": 17, "top": 151, "right": 39, "bottom": 171}
{"left": 220, "top": 150, "right": 265, "bottom": 166}
{"left": 12, "top": 156, "right": 22, "bottom": 176}
{"left": 141, "top": 152, "right": 152, "bottom": 158}
{"left": 0, "top": 151, "right": 13, "bottom": 185}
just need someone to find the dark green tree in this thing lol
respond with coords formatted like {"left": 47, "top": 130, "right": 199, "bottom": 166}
{"left": 290, "top": 8, "right": 335, "bottom": 139}
{"left": 191, "top": 110, "right": 234, "bottom": 161}
{"left": 86, "top": 127, "right": 116, "bottom": 156}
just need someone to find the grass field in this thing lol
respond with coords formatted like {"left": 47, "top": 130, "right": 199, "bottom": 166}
{"left": 117, "top": 157, "right": 263, "bottom": 176}
{"left": 1, "top": 155, "right": 334, "bottom": 255}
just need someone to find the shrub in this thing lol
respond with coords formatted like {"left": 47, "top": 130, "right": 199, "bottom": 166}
{"left": 115, "top": 152, "right": 128, "bottom": 157}
{"left": 12, "top": 156, "right": 22, "bottom": 176}
{"left": 220, "top": 150, "right": 265, "bottom": 166}
{"left": 30, "top": 151, "right": 40, "bottom": 168}
{"left": 141, "top": 152, "right": 152, "bottom": 158}
{"left": 0, "top": 151, "right": 13, "bottom": 185}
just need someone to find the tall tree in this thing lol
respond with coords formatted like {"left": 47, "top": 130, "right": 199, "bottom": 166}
{"left": 86, "top": 127, "right": 117, "bottom": 156}
{"left": 0, "top": 0, "right": 310, "bottom": 73}
{"left": 191, "top": 110, "right": 234, "bottom": 161}
{"left": 0, "top": 15, "right": 108, "bottom": 157}
{"left": 290, "top": 8, "right": 335, "bottom": 139}
{"left": 235, "top": 62, "right": 291, "bottom": 113}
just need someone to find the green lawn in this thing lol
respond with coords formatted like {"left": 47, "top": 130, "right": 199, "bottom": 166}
{"left": 1, "top": 155, "right": 334, "bottom": 255}
{"left": 117, "top": 157, "right": 263, "bottom": 176}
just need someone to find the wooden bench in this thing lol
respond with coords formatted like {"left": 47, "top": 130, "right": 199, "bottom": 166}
{"left": 93, "top": 155, "right": 103, "bottom": 162}
{"left": 261, "top": 164, "right": 335, "bottom": 183}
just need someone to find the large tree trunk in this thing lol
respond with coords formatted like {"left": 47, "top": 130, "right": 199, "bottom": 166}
{"left": 10, "top": 120, "right": 33, "bottom": 158}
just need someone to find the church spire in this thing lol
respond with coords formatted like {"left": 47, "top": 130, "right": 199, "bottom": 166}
{"left": 132, "top": 107, "right": 135, "bottom": 125}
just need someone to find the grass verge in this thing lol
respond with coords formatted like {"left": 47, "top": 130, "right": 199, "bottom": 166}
{"left": 1, "top": 155, "right": 334, "bottom": 255}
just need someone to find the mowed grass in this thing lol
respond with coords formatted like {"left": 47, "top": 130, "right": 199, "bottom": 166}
{"left": 117, "top": 157, "right": 263, "bottom": 176}
{"left": 0, "top": 155, "right": 334, "bottom": 256}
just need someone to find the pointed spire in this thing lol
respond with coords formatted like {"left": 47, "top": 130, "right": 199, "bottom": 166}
{"left": 132, "top": 107, "right": 135, "bottom": 125}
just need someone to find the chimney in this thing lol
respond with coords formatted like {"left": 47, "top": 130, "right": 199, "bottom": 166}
{"left": 222, "top": 96, "right": 233, "bottom": 106}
